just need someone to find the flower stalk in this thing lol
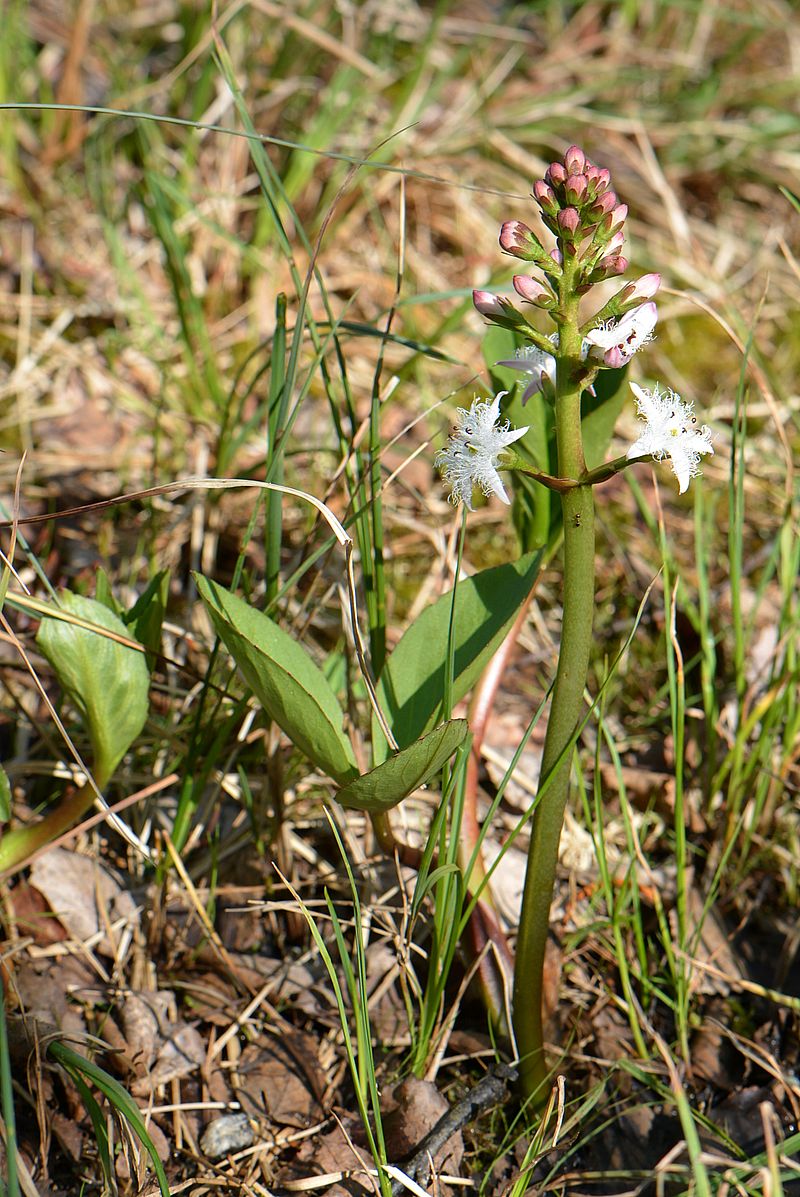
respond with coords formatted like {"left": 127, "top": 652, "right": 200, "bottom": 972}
{"left": 436, "top": 144, "right": 714, "bottom": 1110}
{"left": 511, "top": 229, "right": 597, "bottom": 1105}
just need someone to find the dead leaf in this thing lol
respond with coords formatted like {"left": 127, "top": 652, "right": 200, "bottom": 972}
{"left": 121, "top": 991, "right": 177, "bottom": 1077}
{"left": 234, "top": 1030, "right": 326, "bottom": 1128}
{"left": 29, "top": 847, "right": 139, "bottom": 956}
{"left": 289, "top": 1115, "right": 373, "bottom": 1197}
{"left": 131, "top": 1023, "right": 206, "bottom": 1096}
{"left": 8, "top": 880, "right": 69, "bottom": 946}
{"left": 384, "top": 1075, "right": 464, "bottom": 1176}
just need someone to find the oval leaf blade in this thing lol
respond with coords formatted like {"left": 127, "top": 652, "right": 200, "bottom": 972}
{"left": 196, "top": 575, "right": 358, "bottom": 783}
{"left": 36, "top": 592, "right": 150, "bottom": 786}
{"left": 375, "top": 551, "right": 541, "bottom": 754}
{"left": 336, "top": 720, "right": 469, "bottom": 812}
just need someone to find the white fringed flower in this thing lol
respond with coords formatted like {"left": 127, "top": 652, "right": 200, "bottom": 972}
{"left": 436, "top": 392, "right": 528, "bottom": 509}
{"left": 495, "top": 342, "right": 557, "bottom": 403}
{"left": 626, "top": 381, "right": 713, "bottom": 494}
{"left": 585, "top": 301, "right": 658, "bottom": 368}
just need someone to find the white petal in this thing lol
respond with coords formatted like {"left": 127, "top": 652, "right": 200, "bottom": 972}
{"left": 496, "top": 357, "right": 533, "bottom": 372}
{"left": 587, "top": 303, "right": 657, "bottom": 360}
{"left": 522, "top": 378, "right": 543, "bottom": 403}
{"left": 668, "top": 446, "right": 694, "bottom": 494}
{"left": 681, "top": 427, "right": 714, "bottom": 455}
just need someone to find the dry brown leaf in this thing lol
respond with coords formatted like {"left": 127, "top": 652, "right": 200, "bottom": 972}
{"left": 288, "top": 1115, "right": 372, "bottom": 1197}
{"left": 7, "top": 879, "right": 69, "bottom": 947}
{"left": 29, "top": 847, "right": 139, "bottom": 956}
{"left": 384, "top": 1075, "right": 464, "bottom": 1177}
{"left": 121, "top": 991, "right": 178, "bottom": 1077}
{"left": 235, "top": 1030, "right": 326, "bottom": 1128}
{"left": 131, "top": 1022, "right": 206, "bottom": 1096}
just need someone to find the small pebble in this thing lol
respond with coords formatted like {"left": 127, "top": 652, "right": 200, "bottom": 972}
{"left": 200, "top": 1113, "right": 255, "bottom": 1160}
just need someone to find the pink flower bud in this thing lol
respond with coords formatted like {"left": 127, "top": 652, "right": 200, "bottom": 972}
{"left": 564, "top": 145, "right": 586, "bottom": 176}
{"left": 550, "top": 247, "right": 563, "bottom": 266}
{"left": 513, "top": 274, "right": 554, "bottom": 305}
{"left": 607, "top": 203, "right": 628, "bottom": 232}
{"left": 473, "top": 289, "right": 506, "bottom": 318}
{"left": 605, "top": 230, "right": 626, "bottom": 255}
{"left": 557, "top": 206, "right": 580, "bottom": 236}
{"left": 593, "top": 254, "right": 628, "bottom": 279}
{"left": 532, "top": 180, "right": 558, "bottom": 214}
{"left": 595, "top": 168, "right": 611, "bottom": 193}
{"left": 499, "top": 219, "right": 544, "bottom": 260}
{"left": 590, "top": 191, "right": 617, "bottom": 218}
{"left": 546, "top": 162, "right": 567, "bottom": 186}
{"left": 619, "top": 272, "right": 661, "bottom": 303}
{"left": 565, "top": 174, "right": 588, "bottom": 204}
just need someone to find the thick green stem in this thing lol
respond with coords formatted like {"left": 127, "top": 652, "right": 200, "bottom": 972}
{"left": 0, "top": 784, "right": 97, "bottom": 878}
{"left": 512, "top": 266, "right": 597, "bottom": 1106}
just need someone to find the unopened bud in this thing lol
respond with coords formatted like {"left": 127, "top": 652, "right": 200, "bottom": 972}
{"left": 513, "top": 274, "right": 555, "bottom": 306}
{"left": 594, "top": 168, "right": 611, "bottom": 193}
{"left": 604, "top": 230, "right": 626, "bottom": 256}
{"left": 565, "top": 174, "right": 588, "bottom": 205}
{"left": 532, "top": 180, "right": 558, "bottom": 215}
{"left": 592, "top": 254, "right": 628, "bottom": 281}
{"left": 546, "top": 162, "right": 567, "bottom": 186}
{"left": 606, "top": 203, "right": 628, "bottom": 232}
{"left": 557, "top": 207, "right": 580, "bottom": 237}
{"left": 590, "top": 191, "right": 617, "bottom": 219}
{"left": 473, "top": 289, "right": 506, "bottom": 318}
{"left": 564, "top": 145, "right": 586, "bottom": 176}
{"left": 618, "top": 272, "right": 661, "bottom": 304}
{"left": 499, "top": 219, "right": 545, "bottom": 261}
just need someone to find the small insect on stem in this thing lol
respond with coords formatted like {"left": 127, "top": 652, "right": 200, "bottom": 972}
{"left": 573, "top": 512, "right": 582, "bottom": 527}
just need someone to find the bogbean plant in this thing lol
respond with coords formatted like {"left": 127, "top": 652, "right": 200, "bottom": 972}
{"left": 437, "top": 144, "right": 713, "bottom": 1103}
{"left": 0, "top": 146, "right": 715, "bottom": 1123}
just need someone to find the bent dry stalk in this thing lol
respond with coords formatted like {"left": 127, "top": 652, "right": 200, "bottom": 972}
{"left": 436, "top": 144, "right": 714, "bottom": 1107}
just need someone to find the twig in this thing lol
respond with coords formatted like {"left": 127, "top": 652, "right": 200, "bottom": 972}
{"left": 389, "top": 1065, "right": 517, "bottom": 1195}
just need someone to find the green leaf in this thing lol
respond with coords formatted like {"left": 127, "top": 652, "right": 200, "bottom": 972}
{"left": 0, "top": 765, "right": 10, "bottom": 823}
{"left": 376, "top": 551, "right": 542, "bottom": 755}
{"left": 336, "top": 720, "right": 469, "bottom": 811}
{"left": 196, "top": 575, "right": 358, "bottom": 783}
{"left": 36, "top": 593, "right": 149, "bottom": 787}
{"left": 94, "top": 567, "right": 124, "bottom": 618}
{"left": 47, "top": 1040, "right": 170, "bottom": 1197}
{"left": 124, "top": 569, "right": 170, "bottom": 671}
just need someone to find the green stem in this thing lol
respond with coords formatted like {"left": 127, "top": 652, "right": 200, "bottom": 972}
{"left": 0, "top": 784, "right": 96, "bottom": 878}
{"left": 512, "top": 264, "right": 597, "bottom": 1106}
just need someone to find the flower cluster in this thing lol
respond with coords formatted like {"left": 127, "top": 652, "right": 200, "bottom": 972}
{"left": 436, "top": 145, "right": 713, "bottom": 507}
{"left": 507, "top": 144, "right": 632, "bottom": 283}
